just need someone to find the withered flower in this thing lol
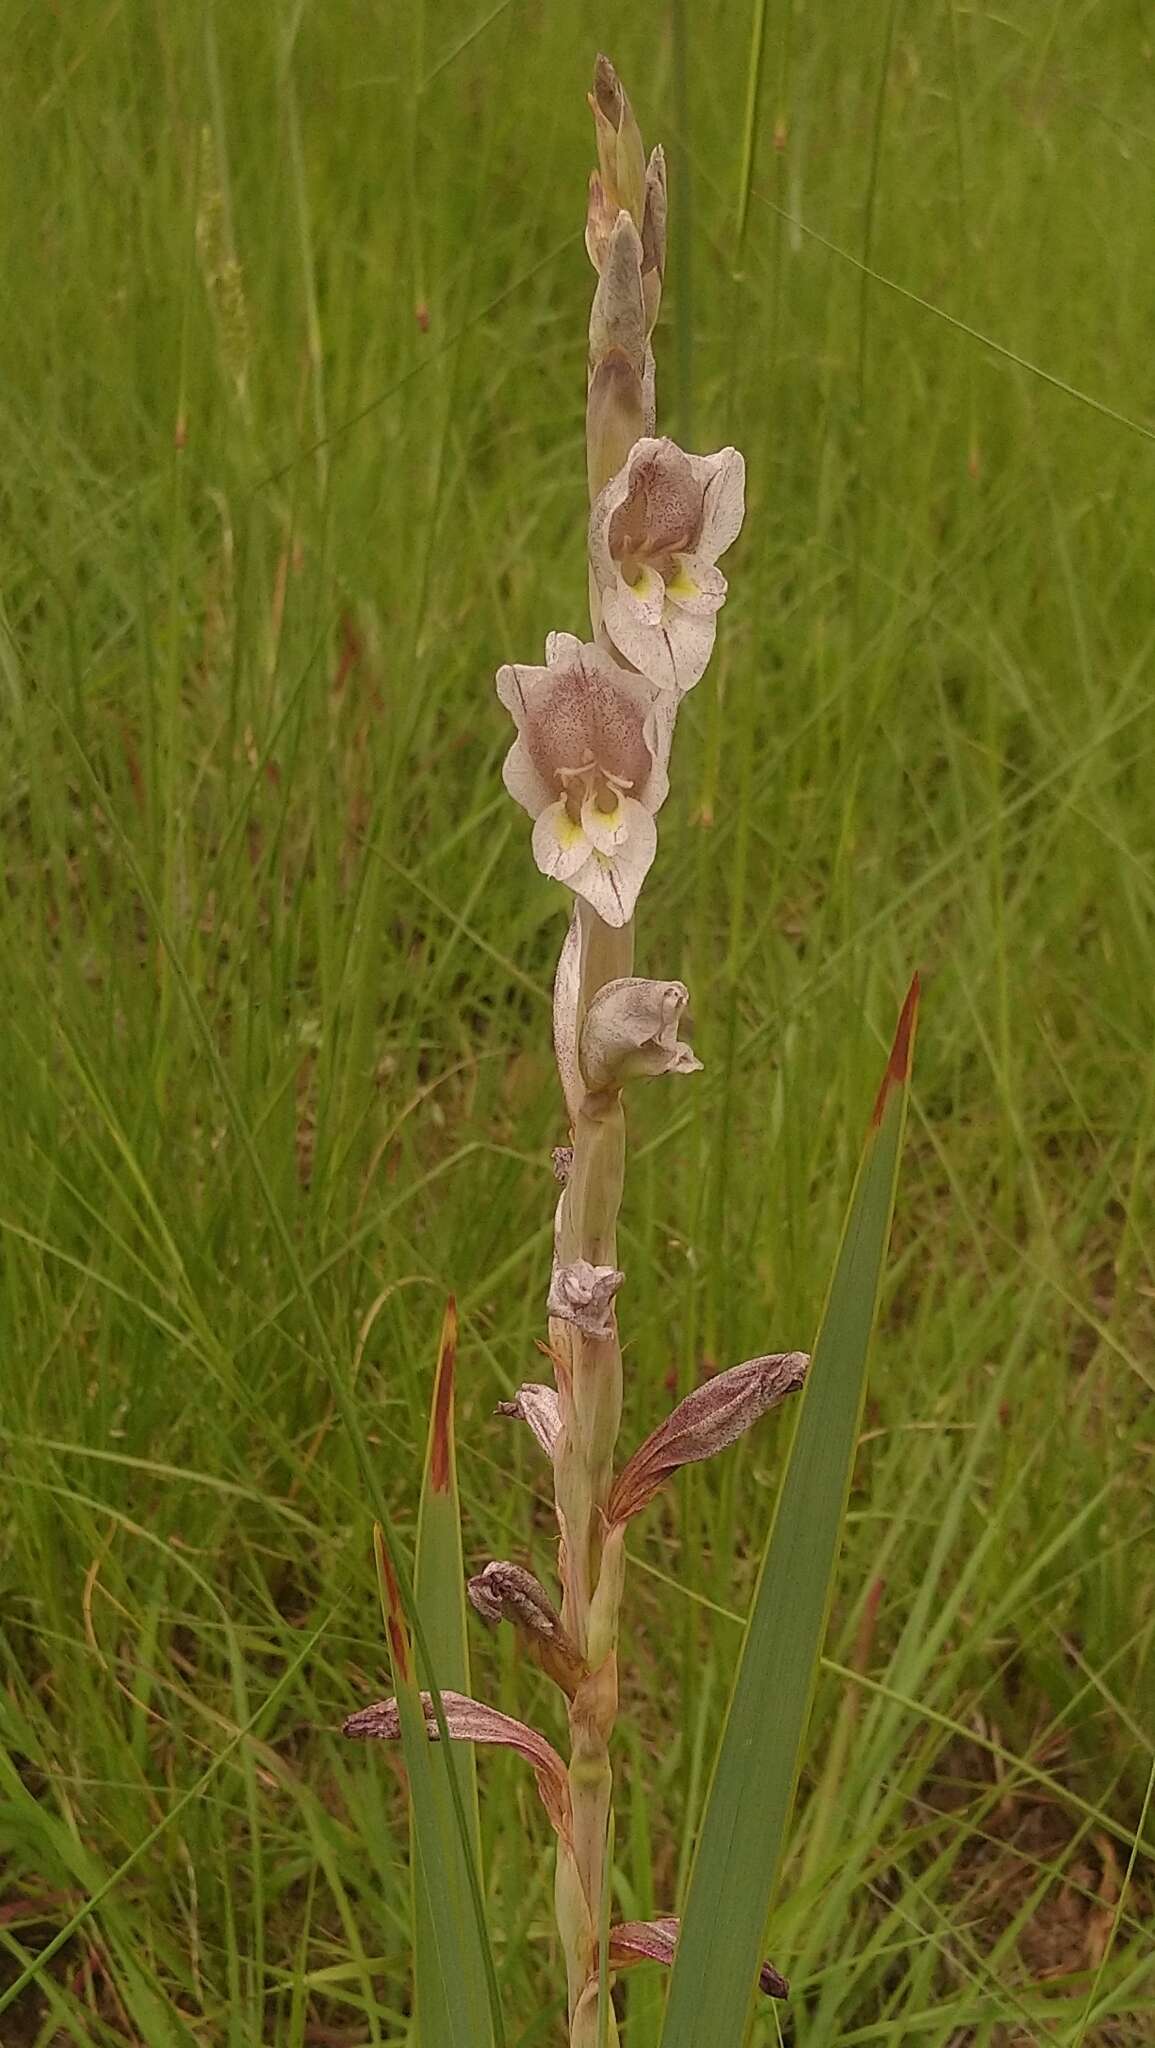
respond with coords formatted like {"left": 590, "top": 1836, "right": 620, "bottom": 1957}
{"left": 343, "top": 1688, "right": 571, "bottom": 1842}
{"left": 468, "top": 1561, "right": 587, "bottom": 1696}
{"left": 608, "top": 1351, "right": 808, "bottom": 1525}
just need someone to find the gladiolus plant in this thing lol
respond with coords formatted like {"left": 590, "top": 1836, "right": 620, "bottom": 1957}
{"left": 343, "top": 55, "right": 918, "bottom": 2048}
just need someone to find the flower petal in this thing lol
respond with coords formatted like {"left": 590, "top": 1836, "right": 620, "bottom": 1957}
{"left": 692, "top": 445, "right": 746, "bottom": 560}
{"left": 616, "top": 563, "right": 666, "bottom": 627}
{"left": 532, "top": 800, "right": 591, "bottom": 883}
{"left": 580, "top": 977, "right": 702, "bottom": 1093}
{"left": 468, "top": 1561, "right": 586, "bottom": 1696}
{"left": 666, "top": 555, "right": 727, "bottom": 616}
{"left": 547, "top": 1258, "right": 624, "bottom": 1340}
{"left": 553, "top": 904, "right": 583, "bottom": 1123}
{"left": 603, "top": 584, "right": 718, "bottom": 695}
{"left": 568, "top": 798, "right": 657, "bottom": 925}
{"left": 579, "top": 788, "right": 631, "bottom": 858}
{"left": 501, "top": 735, "right": 552, "bottom": 819}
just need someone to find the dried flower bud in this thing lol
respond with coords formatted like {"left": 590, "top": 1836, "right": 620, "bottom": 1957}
{"left": 589, "top": 54, "right": 646, "bottom": 230}
{"left": 547, "top": 1258, "right": 624, "bottom": 1341}
{"left": 608, "top": 1351, "right": 808, "bottom": 1524}
{"left": 606, "top": 1918, "right": 789, "bottom": 1999}
{"left": 493, "top": 1382, "right": 562, "bottom": 1459}
{"left": 468, "top": 1561, "right": 587, "bottom": 1696}
{"left": 343, "top": 1687, "right": 571, "bottom": 1841}
{"left": 579, "top": 976, "right": 701, "bottom": 1096}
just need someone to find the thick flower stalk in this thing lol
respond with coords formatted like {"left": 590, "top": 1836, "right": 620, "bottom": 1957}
{"left": 346, "top": 57, "right": 803, "bottom": 2043}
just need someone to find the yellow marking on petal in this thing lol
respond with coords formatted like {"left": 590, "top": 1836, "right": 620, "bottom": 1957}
{"left": 553, "top": 809, "right": 586, "bottom": 848}
{"left": 665, "top": 567, "right": 699, "bottom": 601}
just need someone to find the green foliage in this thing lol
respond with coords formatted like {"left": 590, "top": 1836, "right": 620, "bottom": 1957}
{"left": 0, "top": 2, "right": 1152, "bottom": 2043}
{"left": 412, "top": 1303, "right": 497, "bottom": 2047}
{"left": 662, "top": 981, "right": 917, "bottom": 2045}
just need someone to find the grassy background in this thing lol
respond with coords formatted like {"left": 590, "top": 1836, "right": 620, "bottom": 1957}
{"left": 2, "top": 0, "right": 1153, "bottom": 2041}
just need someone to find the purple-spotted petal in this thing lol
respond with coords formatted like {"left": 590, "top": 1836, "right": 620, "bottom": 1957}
{"left": 666, "top": 556, "right": 727, "bottom": 616}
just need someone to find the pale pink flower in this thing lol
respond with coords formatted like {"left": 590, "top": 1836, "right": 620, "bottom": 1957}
{"left": 497, "top": 632, "right": 674, "bottom": 926}
{"left": 589, "top": 437, "right": 746, "bottom": 694}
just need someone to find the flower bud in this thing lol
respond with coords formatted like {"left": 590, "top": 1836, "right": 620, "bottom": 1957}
{"left": 640, "top": 147, "right": 667, "bottom": 334}
{"left": 579, "top": 977, "right": 701, "bottom": 1097}
{"left": 589, "top": 211, "right": 646, "bottom": 377}
{"left": 468, "top": 1561, "right": 587, "bottom": 1696}
{"left": 589, "top": 55, "right": 646, "bottom": 230}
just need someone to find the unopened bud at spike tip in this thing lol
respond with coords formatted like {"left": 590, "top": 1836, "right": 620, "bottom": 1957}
{"left": 590, "top": 55, "right": 647, "bottom": 230}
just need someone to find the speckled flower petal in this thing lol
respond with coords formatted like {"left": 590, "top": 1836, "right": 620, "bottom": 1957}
{"left": 571, "top": 799, "right": 657, "bottom": 926}
{"left": 532, "top": 800, "right": 594, "bottom": 884}
{"left": 695, "top": 444, "right": 746, "bottom": 560}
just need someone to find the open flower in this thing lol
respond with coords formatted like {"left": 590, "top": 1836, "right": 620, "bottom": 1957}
{"left": 589, "top": 437, "right": 746, "bottom": 694}
{"left": 497, "top": 632, "right": 674, "bottom": 926}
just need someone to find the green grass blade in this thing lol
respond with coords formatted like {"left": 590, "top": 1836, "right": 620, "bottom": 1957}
{"left": 660, "top": 976, "right": 921, "bottom": 2048}
{"left": 412, "top": 1302, "right": 494, "bottom": 2048}
{"left": 373, "top": 1527, "right": 499, "bottom": 2048}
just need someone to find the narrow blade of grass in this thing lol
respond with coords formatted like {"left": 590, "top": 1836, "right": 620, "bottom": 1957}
{"left": 660, "top": 975, "right": 920, "bottom": 2048}
{"left": 412, "top": 1301, "right": 493, "bottom": 2048}
{"left": 372, "top": 1526, "right": 498, "bottom": 2048}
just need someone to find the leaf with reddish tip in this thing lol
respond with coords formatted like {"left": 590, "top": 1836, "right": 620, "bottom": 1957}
{"left": 661, "top": 978, "right": 920, "bottom": 2048}
{"left": 871, "top": 970, "right": 920, "bottom": 1126}
{"left": 411, "top": 1302, "right": 494, "bottom": 2048}
{"left": 608, "top": 1920, "right": 788, "bottom": 1999}
{"left": 607, "top": 1352, "right": 808, "bottom": 1525}
{"left": 344, "top": 1688, "right": 572, "bottom": 1844}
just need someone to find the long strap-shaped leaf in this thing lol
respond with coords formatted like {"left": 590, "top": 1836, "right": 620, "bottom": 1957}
{"left": 660, "top": 977, "right": 920, "bottom": 2048}
{"left": 373, "top": 1524, "right": 499, "bottom": 2048}
{"left": 412, "top": 1302, "right": 494, "bottom": 2048}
